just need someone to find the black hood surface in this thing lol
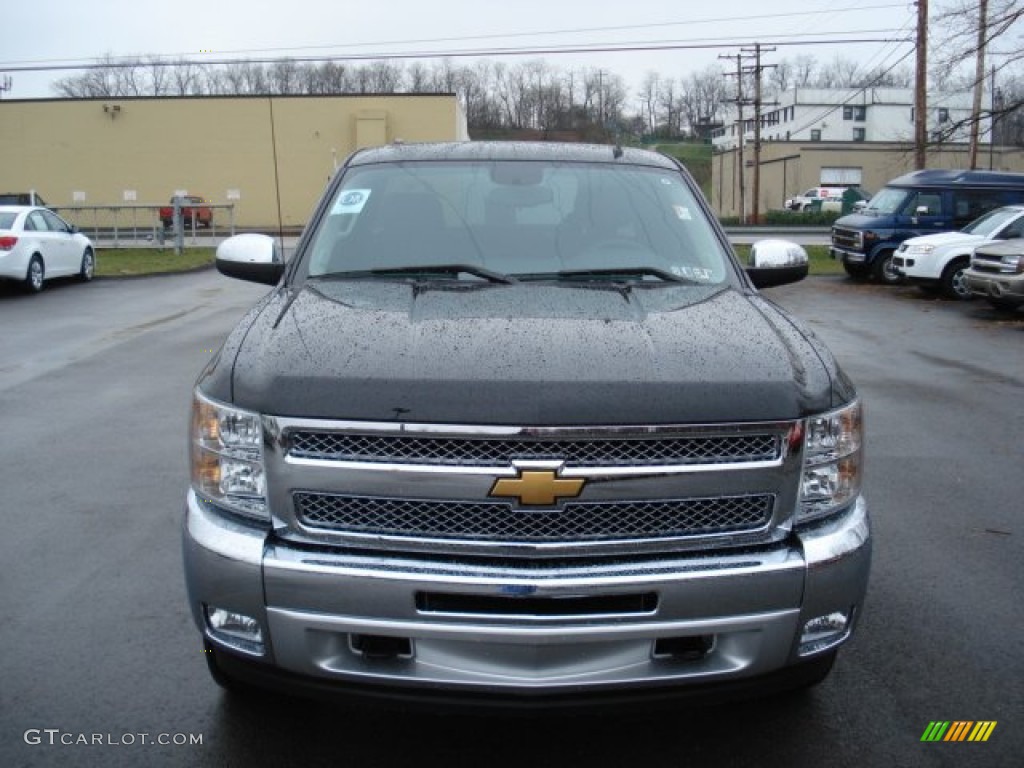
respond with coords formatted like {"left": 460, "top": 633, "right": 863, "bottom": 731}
{"left": 220, "top": 280, "right": 842, "bottom": 425}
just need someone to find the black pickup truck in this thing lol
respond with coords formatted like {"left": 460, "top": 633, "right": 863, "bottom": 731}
{"left": 183, "top": 142, "right": 870, "bottom": 705}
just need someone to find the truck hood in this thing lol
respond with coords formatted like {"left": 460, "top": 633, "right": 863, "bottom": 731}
{"left": 834, "top": 212, "right": 892, "bottom": 230}
{"left": 221, "top": 281, "right": 841, "bottom": 425}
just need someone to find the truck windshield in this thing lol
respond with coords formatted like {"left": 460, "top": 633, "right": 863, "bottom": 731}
{"left": 961, "top": 207, "right": 1020, "bottom": 236}
{"left": 863, "top": 187, "right": 912, "bottom": 214}
{"left": 303, "top": 161, "right": 732, "bottom": 286}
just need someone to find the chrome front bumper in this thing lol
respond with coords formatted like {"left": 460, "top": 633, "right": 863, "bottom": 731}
{"left": 183, "top": 491, "right": 870, "bottom": 695}
{"left": 965, "top": 269, "right": 1024, "bottom": 301}
{"left": 830, "top": 246, "right": 867, "bottom": 264}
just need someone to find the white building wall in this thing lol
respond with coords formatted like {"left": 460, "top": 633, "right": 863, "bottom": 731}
{"left": 869, "top": 104, "right": 913, "bottom": 141}
{"left": 711, "top": 87, "right": 990, "bottom": 150}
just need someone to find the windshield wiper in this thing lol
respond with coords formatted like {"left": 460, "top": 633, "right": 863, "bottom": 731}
{"left": 519, "top": 267, "right": 694, "bottom": 284}
{"left": 313, "top": 264, "right": 517, "bottom": 284}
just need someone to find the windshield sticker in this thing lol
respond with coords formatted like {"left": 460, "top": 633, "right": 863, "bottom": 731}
{"left": 673, "top": 265, "right": 713, "bottom": 281}
{"left": 332, "top": 189, "right": 371, "bottom": 214}
{"left": 673, "top": 205, "right": 693, "bottom": 221}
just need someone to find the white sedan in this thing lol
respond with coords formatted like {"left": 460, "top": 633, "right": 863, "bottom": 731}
{"left": 0, "top": 205, "right": 96, "bottom": 293}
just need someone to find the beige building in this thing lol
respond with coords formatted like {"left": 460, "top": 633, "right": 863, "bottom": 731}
{"left": 0, "top": 94, "right": 468, "bottom": 228}
{"left": 711, "top": 141, "right": 1024, "bottom": 220}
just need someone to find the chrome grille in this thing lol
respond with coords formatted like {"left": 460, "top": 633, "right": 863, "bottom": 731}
{"left": 288, "top": 432, "right": 779, "bottom": 467}
{"left": 294, "top": 492, "right": 774, "bottom": 541}
{"left": 971, "top": 253, "right": 1016, "bottom": 274}
{"left": 831, "top": 227, "right": 862, "bottom": 251}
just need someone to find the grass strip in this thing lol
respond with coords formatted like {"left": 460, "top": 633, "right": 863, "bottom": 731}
{"left": 95, "top": 248, "right": 216, "bottom": 277}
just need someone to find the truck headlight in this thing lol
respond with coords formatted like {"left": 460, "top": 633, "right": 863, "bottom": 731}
{"left": 191, "top": 390, "right": 268, "bottom": 521}
{"left": 1001, "top": 253, "right": 1024, "bottom": 273}
{"left": 798, "top": 400, "right": 862, "bottom": 524}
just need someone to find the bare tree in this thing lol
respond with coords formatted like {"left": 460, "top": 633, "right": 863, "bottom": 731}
{"left": 769, "top": 59, "right": 793, "bottom": 95}
{"left": 237, "top": 61, "right": 268, "bottom": 95}
{"left": 680, "top": 65, "right": 727, "bottom": 137}
{"left": 118, "top": 58, "right": 149, "bottom": 96}
{"left": 932, "top": 0, "right": 1023, "bottom": 144}
{"left": 934, "top": 0, "right": 1023, "bottom": 72}
{"left": 995, "top": 78, "right": 1024, "bottom": 146}
{"left": 268, "top": 59, "right": 302, "bottom": 94}
{"left": 169, "top": 59, "right": 205, "bottom": 96}
{"left": 493, "top": 62, "right": 530, "bottom": 128}
{"left": 638, "top": 72, "right": 660, "bottom": 135}
{"left": 320, "top": 62, "right": 351, "bottom": 94}
{"left": 816, "top": 56, "right": 862, "bottom": 88}
{"left": 857, "top": 65, "right": 913, "bottom": 88}
{"left": 792, "top": 55, "right": 817, "bottom": 88}
{"left": 431, "top": 59, "right": 459, "bottom": 93}
{"left": 657, "top": 78, "right": 683, "bottom": 137}
{"left": 53, "top": 53, "right": 126, "bottom": 97}
{"left": 406, "top": 62, "right": 430, "bottom": 93}
{"left": 366, "top": 60, "right": 404, "bottom": 93}
{"left": 146, "top": 56, "right": 171, "bottom": 96}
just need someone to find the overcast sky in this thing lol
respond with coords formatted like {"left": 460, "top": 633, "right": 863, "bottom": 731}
{"left": 1, "top": 0, "right": 919, "bottom": 100}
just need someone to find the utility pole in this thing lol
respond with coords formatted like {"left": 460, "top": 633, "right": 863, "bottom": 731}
{"left": 597, "top": 69, "right": 608, "bottom": 141}
{"left": 721, "top": 52, "right": 754, "bottom": 224}
{"left": 914, "top": 0, "right": 928, "bottom": 170}
{"left": 968, "top": 0, "right": 988, "bottom": 169}
{"left": 742, "top": 43, "right": 776, "bottom": 224}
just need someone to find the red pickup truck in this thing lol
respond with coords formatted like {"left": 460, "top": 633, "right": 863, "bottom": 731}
{"left": 159, "top": 195, "right": 213, "bottom": 228}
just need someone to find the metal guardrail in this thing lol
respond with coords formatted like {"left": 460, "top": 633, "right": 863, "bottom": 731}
{"left": 50, "top": 204, "right": 236, "bottom": 247}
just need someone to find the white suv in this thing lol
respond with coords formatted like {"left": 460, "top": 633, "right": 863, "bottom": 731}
{"left": 892, "top": 205, "right": 1024, "bottom": 299}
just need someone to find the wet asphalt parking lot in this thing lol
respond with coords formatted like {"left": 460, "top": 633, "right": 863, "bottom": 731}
{"left": 0, "top": 269, "right": 1021, "bottom": 768}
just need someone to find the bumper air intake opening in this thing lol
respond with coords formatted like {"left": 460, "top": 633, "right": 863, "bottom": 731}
{"left": 350, "top": 634, "right": 413, "bottom": 660}
{"left": 415, "top": 592, "right": 658, "bottom": 617}
{"left": 653, "top": 635, "right": 715, "bottom": 661}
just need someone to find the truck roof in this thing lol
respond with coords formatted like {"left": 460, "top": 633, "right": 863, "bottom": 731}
{"left": 347, "top": 141, "right": 680, "bottom": 169}
{"left": 886, "top": 169, "right": 1024, "bottom": 188}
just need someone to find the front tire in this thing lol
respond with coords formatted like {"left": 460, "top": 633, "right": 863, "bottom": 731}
{"left": 939, "top": 257, "right": 971, "bottom": 300}
{"left": 79, "top": 248, "right": 95, "bottom": 282}
{"left": 872, "top": 250, "right": 900, "bottom": 285}
{"left": 25, "top": 255, "right": 44, "bottom": 293}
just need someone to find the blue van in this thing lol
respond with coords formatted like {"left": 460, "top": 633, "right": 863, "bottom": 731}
{"left": 830, "top": 170, "right": 1024, "bottom": 283}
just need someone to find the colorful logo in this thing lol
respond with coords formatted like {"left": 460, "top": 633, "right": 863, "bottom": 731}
{"left": 489, "top": 467, "right": 585, "bottom": 507}
{"left": 920, "top": 721, "right": 997, "bottom": 742}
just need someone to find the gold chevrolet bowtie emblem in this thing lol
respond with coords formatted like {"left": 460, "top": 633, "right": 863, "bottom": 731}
{"left": 489, "top": 469, "right": 585, "bottom": 506}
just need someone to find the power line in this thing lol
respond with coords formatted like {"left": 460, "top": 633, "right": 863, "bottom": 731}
{"left": 0, "top": 4, "right": 912, "bottom": 69}
{"left": 0, "top": 36, "right": 912, "bottom": 75}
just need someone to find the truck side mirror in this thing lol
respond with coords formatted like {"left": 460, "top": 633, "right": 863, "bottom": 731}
{"left": 216, "top": 234, "right": 285, "bottom": 285}
{"left": 745, "top": 239, "right": 809, "bottom": 289}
